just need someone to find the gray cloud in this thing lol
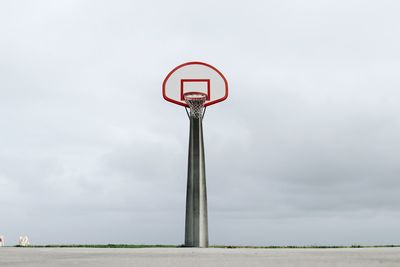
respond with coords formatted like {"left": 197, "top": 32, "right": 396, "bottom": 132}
{"left": 1, "top": 0, "right": 400, "bottom": 246}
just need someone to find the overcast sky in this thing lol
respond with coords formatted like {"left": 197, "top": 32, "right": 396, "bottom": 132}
{"left": 1, "top": 0, "right": 400, "bottom": 246}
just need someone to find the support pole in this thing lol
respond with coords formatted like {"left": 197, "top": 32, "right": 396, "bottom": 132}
{"left": 185, "top": 115, "right": 208, "bottom": 247}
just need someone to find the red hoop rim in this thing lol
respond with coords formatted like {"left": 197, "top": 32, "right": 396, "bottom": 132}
{"left": 183, "top": 92, "right": 208, "bottom": 100}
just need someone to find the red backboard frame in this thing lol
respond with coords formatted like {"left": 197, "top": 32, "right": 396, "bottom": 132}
{"left": 162, "top": 61, "right": 228, "bottom": 107}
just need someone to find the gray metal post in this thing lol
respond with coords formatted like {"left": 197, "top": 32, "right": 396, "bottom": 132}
{"left": 184, "top": 115, "right": 208, "bottom": 247}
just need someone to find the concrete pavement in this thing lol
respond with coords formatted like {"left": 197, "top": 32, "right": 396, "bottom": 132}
{"left": 0, "top": 247, "right": 399, "bottom": 267}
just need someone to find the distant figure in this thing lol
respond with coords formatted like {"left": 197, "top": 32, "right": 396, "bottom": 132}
{"left": 0, "top": 235, "right": 4, "bottom": 247}
{"left": 19, "top": 236, "right": 29, "bottom": 247}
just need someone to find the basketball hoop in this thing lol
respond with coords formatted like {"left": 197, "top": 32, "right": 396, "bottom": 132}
{"left": 183, "top": 92, "right": 207, "bottom": 118}
{"left": 162, "top": 61, "right": 228, "bottom": 248}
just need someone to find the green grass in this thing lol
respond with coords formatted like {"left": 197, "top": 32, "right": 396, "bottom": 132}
{"left": 15, "top": 244, "right": 177, "bottom": 248}
{"left": 211, "top": 245, "right": 400, "bottom": 249}
{"left": 14, "top": 244, "right": 400, "bottom": 249}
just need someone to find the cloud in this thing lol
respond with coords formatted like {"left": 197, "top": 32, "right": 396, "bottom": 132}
{"left": 0, "top": 0, "right": 400, "bottom": 245}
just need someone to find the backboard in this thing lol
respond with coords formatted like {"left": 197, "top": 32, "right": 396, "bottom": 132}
{"left": 162, "top": 62, "right": 228, "bottom": 107}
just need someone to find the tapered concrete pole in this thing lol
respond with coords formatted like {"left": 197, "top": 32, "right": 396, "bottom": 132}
{"left": 185, "top": 115, "right": 208, "bottom": 247}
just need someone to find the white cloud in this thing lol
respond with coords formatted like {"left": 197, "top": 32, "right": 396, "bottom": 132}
{"left": 0, "top": 0, "right": 400, "bottom": 245}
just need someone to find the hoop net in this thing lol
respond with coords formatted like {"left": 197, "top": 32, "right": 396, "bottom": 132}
{"left": 183, "top": 92, "right": 207, "bottom": 118}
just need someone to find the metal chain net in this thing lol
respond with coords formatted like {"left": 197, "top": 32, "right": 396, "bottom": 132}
{"left": 184, "top": 93, "right": 206, "bottom": 118}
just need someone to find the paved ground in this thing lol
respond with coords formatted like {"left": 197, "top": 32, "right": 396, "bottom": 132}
{"left": 0, "top": 247, "right": 399, "bottom": 267}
